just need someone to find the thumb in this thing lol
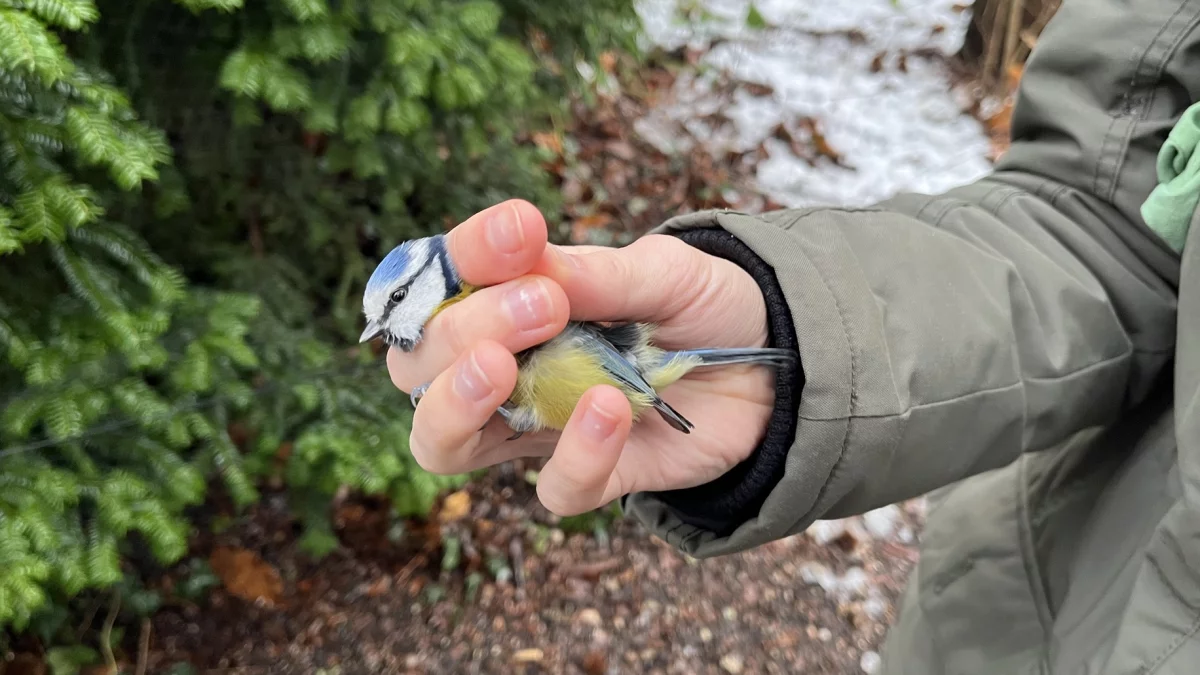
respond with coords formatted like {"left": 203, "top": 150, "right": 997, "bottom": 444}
{"left": 533, "top": 234, "right": 709, "bottom": 323}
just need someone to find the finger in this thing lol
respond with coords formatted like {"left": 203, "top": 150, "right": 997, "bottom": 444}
{"left": 386, "top": 274, "right": 569, "bottom": 393}
{"left": 532, "top": 235, "right": 709, "bottom": 323}
{"left": 454, "top": 419, "right": 560, "bottom": 472}
{"left": 408, "top": 340, "right": 518, "bottom": 475}
{"left": 446, "top": 199, "right": 548, "bottom": 286}
{"left": 535, "top": 385, "right": 632, "bottom": 517}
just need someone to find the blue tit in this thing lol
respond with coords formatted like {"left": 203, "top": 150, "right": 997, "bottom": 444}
{"left": 360, "top": 233, "right": 797, "bottom": 440}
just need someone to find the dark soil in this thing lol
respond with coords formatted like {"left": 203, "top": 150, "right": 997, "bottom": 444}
{"left": 143, "top": 461, "right": 924, "bottom": 675}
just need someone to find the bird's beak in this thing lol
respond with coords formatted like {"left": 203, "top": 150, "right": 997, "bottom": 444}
{"left": 359, "top": 322, "right": 384, "bottom": 344}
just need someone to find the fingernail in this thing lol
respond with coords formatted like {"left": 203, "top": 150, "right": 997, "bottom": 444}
{"left": 504, "top": 279, "right": 552, "bottom": 332}
{"left": 453, "top": 352, "right": 494, "bottom": 403}
{"left": 581, "top": 400, "right": 620, "bottom": 442}
{"left": 486, "top": 204, "right": 524, "bottom": 254}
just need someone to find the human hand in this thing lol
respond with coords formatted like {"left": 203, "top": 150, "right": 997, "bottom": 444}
{"left": 386, "top": 199, "right": 778, "bottom": 516}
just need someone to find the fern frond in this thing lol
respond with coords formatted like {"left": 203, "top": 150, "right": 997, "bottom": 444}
{"left": 19, "top": 0, "right": 100, "bottom": 30}
{"left": 0, "top": 8, "right": 74, "bottom": 84}
{"left": 174, "top": 0, "right": 244, "bottom": 13}
{"left": 0, "top": 205, "right": 20, "bottom": 253}
{"left": 279, "top": 0, "right": 328, "bottom": 22}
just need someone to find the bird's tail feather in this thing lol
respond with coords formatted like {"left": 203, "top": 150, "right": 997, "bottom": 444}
{"left": 664, "top": 347, "right": 797, "bottom": 369}
{"left": 653, "top": 397, "right": 694, "bottom": 433}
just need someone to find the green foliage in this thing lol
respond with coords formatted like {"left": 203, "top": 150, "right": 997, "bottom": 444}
{"left": 745, "top": 2, "right": 769, "bottom": 30}
{"left": 0, "top": 0, "right": 638, "bottom": 640}
{"left": 46, "top": 645, "right": 101, "bottom": 675}
{"left": 557, "top": 501, "right": 624, "bottom": 535}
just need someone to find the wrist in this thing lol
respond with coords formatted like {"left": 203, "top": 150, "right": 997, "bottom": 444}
{"left": 636, "top": 226, "right": 804, "bottom": 535}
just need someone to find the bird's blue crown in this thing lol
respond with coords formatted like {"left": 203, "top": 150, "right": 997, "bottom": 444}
{"left": 365, "top": 241, "right": 415, "bottom": 294}
{"left": 364, "top": 234, "right": 460, "bottom": 297}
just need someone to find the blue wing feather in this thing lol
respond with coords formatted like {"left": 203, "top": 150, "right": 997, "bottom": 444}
{"left": 574, "top": 323, "right": 694, "bottom": 433}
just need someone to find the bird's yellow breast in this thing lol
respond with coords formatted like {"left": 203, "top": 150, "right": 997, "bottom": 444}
{"left": 511, "top": 338, "right": 655, "bottom": 431}
{"left": 430, "top": 283, "right": 479, "bottom": 319}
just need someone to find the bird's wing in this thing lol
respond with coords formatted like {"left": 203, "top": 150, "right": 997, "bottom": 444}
{"left": 574, "top": 326, "right": 694, "bottom": 433}
{"left": 589, "top": 322, "right": 652, "bottom": 355}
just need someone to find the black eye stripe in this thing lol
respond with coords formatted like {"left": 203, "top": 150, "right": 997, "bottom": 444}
{"left": 379, "top": 246, "right": 445, "bottom": 323}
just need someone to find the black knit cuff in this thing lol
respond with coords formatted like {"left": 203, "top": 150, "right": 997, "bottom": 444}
{"left": 643, "top": 227, "right": 804, "bottom": 536}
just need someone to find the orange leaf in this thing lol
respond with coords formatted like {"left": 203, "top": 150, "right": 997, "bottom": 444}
{"left": 210, "top": 546, "right": 284, "bottom": 607}
{"left": 569, "top": 213, "right": 614, "bottom": 243}
{"left": 532, "top": 131, "right": 564, "bottom": 155}
{"left": 599, "top": 51, "right": 618, "bottom": 74}
{"left": 1004, "top": 63, "right": 1024, "bottom": 93}
{"left": 438, "top": 489, "right": 471, "bottom": 522}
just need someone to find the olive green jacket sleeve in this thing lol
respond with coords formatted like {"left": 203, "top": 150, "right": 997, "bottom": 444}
{"left": 625, "top": 0, "right": 1186, "bottom": 558}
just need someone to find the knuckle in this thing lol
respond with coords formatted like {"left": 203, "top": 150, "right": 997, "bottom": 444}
{"left": 638, "top": 233, "right": 690, "bottom": 264}
{"left": 407, "top": 428, "right": 452, "bottom": 475}
{"left": 435, "top": 305, "right": 469, "bottom": 358}
{"left": 386, "top": 350, "right": 417, "bottom": 393}
{"left": 536, "top": 481, "right": 582, "bottom": 517}
{"left": 530, "top": 275, "right": 570, "bottom": 328}
{"left": 650, "top": 235, "right": 709, "bottom": 308}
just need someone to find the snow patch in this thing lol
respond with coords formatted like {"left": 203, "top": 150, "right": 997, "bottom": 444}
{"left": 634, "top": 0, "right": 991, "bottom": 208}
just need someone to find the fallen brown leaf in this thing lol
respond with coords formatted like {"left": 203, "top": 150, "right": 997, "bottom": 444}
{"left": 210, "top": 546, "right": 284, "bottom": 607}
{"left": 770, "top": 123, "right": 809, "bottom": 159}
{"left": 797, "top": 117, "right": 847, "bottom": 167}
{"left": 438, "top": 490, "right": 471, "bottom": 522}
{"left": 743, "top": 82, "right": 775, "bottom": 97}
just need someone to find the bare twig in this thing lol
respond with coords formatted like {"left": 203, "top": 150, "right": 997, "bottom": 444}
{"left": 1002, "top": 0, "right": 1027, "bottom": 76}
{"left": 1013, "top": 0, "right": 1060, "bottom": 65}
{"left": 981, "top": 0, "right": 1007, "bottom": 86}
{"left": 562, "top": 558, "right": 622, "bottom": 579}
{"left": 100, "top": 589, "right": 121, "bottom": 672}
{"left": 395, "top": 543, "right": 434, "bottom": 587}
{"left": 136, "top": 617, "right": 151, "bottom": 675}
{"left": 76, "top": 595, "right": 103, "bottom": 641}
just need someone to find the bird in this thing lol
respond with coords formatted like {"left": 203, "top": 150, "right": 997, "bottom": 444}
{"left": 360, "top": 233, "right": 797, "bottom": 440}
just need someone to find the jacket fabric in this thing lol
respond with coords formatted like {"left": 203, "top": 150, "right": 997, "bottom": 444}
{"left": 623, "top": 0, "right": 1200, "bottom": 672}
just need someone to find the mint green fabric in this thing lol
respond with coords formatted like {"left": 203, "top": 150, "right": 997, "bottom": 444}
{"left": 1140, "top": 100, "right": 1200, "bottom": 252}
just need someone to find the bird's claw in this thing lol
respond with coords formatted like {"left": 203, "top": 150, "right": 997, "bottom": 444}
{"left": 409, "top": 382, "right": 430, "bottom": 408}
{"left": 506, "top": 431, "right": 524, "bottom": 442}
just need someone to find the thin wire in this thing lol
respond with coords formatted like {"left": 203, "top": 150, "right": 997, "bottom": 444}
{"left": 0, "top": 356, "right": 384, "bottom": 460}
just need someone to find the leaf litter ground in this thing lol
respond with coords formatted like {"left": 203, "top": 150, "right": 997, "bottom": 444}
{"left": 142, "top": 461, "right": 927, "bottom": 675}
